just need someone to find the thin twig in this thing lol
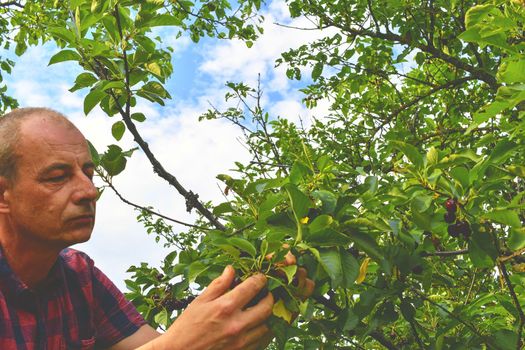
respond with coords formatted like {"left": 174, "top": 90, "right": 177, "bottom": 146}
{"left": 420, "top": 249, "right": 469, "bottom": 257}
{"left": 102, "top": 174, "right": 213, "bottom": 231}
{"left": 498, "top": 247, "right": 525, "bottom": 263}
{"left": 464, "top": 269, "right": 477, "bottom": 305}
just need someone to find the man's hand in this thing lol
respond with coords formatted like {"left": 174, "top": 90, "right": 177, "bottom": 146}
{"left": 154, "top": 265, "right": 274, "bottom": 350}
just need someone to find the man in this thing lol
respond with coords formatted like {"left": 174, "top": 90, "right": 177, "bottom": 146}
{"left": 0, "top": 107, "right": 286, "bottom": 349}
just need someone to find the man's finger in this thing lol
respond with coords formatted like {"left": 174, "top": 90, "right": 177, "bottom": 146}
{"left": 239, "top": 291, "right": 274, "bottom": 330}
{"left": 198, "top": 265, "right": 235, "bottom": 302}
{"left": 241, "top": 323, "right": 272, "bottom": 350}
{"left": 225, "top": 273, "right": 268, "bottom": 308}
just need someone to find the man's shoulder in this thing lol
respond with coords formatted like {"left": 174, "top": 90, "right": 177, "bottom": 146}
{"left": 59, "top": 248, "right": 95, "bottom": 271}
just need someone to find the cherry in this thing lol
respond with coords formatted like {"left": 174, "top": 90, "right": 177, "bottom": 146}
{"left": 448, "top": 223, "right": 461, "bottom": 238}
{"left": 444, "top": 198, "right": 457, "bottom": 212}
{"left": 444, "top": 211, "right": 456, "bottom": 223}
{"left": 457, "top": 220, "right": 471, "bottom": 239}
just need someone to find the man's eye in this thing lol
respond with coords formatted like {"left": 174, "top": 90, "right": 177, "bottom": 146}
{"left": 47, "top": 175, "right": 67, "bottom": 182}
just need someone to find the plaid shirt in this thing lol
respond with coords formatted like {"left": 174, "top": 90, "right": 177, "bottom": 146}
{"left": 0, "top": 247, "right": 146, "bottom": 349}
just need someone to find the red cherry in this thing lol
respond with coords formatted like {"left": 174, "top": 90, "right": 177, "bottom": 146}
{"left": 445, "top": 198, "right": 457, "bottom": 212}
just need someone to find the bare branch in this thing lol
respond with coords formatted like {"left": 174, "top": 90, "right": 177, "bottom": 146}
{"left": 101, "top": 173, "right": 213, "bottom": 231}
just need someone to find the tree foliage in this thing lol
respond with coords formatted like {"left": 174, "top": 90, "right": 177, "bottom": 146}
{"left": 2, "top": 0, "right": 525, "bottom": 348}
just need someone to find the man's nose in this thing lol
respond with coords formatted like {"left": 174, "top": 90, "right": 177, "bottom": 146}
{"left": 72, "top": 173, "right": 98, "bottom": 204}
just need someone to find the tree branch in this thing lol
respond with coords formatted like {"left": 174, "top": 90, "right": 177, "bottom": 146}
{"left": 0, "top": 1, "right": 23, "bottom": 8}
{"left": 112, "top": 5, "right": 225, "bottom": 231}
{"left": 311, "top": 5, "right": 498, "bottom": 90}
{"left": 498, "top": 261, "right": 525, "bottom": 349}
{"left": 100, "top": 172, "right": 213, "bottom": 231}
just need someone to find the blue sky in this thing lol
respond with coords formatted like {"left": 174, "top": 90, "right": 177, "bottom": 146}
{"left": 2, "top": 1, "right": 333, "bottom": 291}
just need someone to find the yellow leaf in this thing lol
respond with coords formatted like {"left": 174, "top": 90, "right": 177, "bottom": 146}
{"left": 272, "top": 299, "right": 292, "bottom": 323}
{"left": 300, "top": 216, "right": 309, "bottom": 224}
{"left": 146, "top": 62, "right": 162, "bottom": 77}
{"left": 356, "top": 257, "right": 371, "bottom": 284}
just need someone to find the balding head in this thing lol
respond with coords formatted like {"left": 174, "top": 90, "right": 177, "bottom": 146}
{"left": 0, "top": 108, "right": 77, "bottom": 181}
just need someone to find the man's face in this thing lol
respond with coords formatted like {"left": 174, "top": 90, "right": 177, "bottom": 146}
{"left": 3, "top": 117, "right": 97, "bottom": 250}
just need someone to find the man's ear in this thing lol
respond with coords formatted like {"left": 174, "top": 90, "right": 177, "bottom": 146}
{"left": 0, "top": 177, "right": 11, "bottom": 214}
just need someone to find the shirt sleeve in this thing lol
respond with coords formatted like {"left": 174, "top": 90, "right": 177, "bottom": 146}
{"left": 91, "top": 264, "right": 147, "bottom": 348}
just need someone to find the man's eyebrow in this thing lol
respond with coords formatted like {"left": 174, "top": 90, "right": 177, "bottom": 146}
{"left": 39, "top": 161, "right": 95, "bottom": 176}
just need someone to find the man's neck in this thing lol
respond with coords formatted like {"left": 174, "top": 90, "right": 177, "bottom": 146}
{"left": 0, "top": 225, "right": 61, "bottom": 288}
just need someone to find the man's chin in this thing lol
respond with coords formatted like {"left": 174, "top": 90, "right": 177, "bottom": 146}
{"left": 61, "top": 227, "right": 94, "bottom": 247}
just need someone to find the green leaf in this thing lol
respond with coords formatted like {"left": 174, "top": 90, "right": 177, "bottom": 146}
{"left": 468, "top": 230, "right": 497, "bottom": 268}
{"left": 341, "top": 250, "right": 359, "bottom": 288}
{"left": 187, "top": 261, "right": 208, "bottom": 283}
{"left": 484, "top": 209, "right": 521, "bottom": 227}
{"left": 411, "top": 193, "right": 432, "bottom": 213}
{"left": 306, "top": 228, "right": 351, "bottom": 246}
{"left": 70, "top": 72, "right": 98, "bottom": 92}
{"left": 84, "top": 89, "right": 105, "bottom": 115}
{"left": 138, "top": 14, "right": 182, "bottom": 28}
{"left": 497, "top": 59, "right": 525, "bottom": 84}
{"left": 339, "top": 308, "right": 359, "bottom": 331}
{"left": 390, "top": 141, "right": 423, "bottom": 169}
{"left": 309, "top": 215, "right": 333, "bottom": 233}
{"left": 493, "top": 329, "right": 518, "bottom": 350}
{"left": 487, "top": 140, "right": 518, "bottom": 165}
{"left": 154, "top": 309, "right": 169, "bottom": 326}
{"left": 229, "top": 237, "right": 257, "bottom": 257}
{"left": 312, "top": 62, "right": 323, "bottom": 80}
{"left": 48, "top": 50, "right": 81, "bottom": 65}
{"left": 284, "top": 184, "right": 310, "bottom": 221}
{"left": 312, "top": 190, "right": 337, "bottom": 214}
{"left": 87, "top": 140, "right": 100, "bottom": 166}
{"left": 426, "top": 146, "right": 438, "bottom": 166}
{"left": 111, "top": 121, "right": 126, "bottom": 141}
{"left": 48, "top": 27, "right": 77, "bottom": 44}
{"left": 344, "top": 229, "right": 383, "bottom": 262}
{"left": 318, "top": 248, "right": 343, "bottom": 288}
{"left": 508, "top": 228, "right": 525, "bottom": 250}
{"left": 278, "top": 265, "right": 297, "bottom": 284}
{"left": 131, "top": 112, "right": 147, "bottom": 122}
{"left": 400, "top": 300, "right": 416, "bottom": 321}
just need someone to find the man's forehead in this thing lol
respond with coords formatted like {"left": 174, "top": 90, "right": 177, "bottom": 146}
{"left": 19, "top": 116, "right": 86, "bottom": 145}
{"left": 16, "top": 117, "right": 91, "bottom": 165}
